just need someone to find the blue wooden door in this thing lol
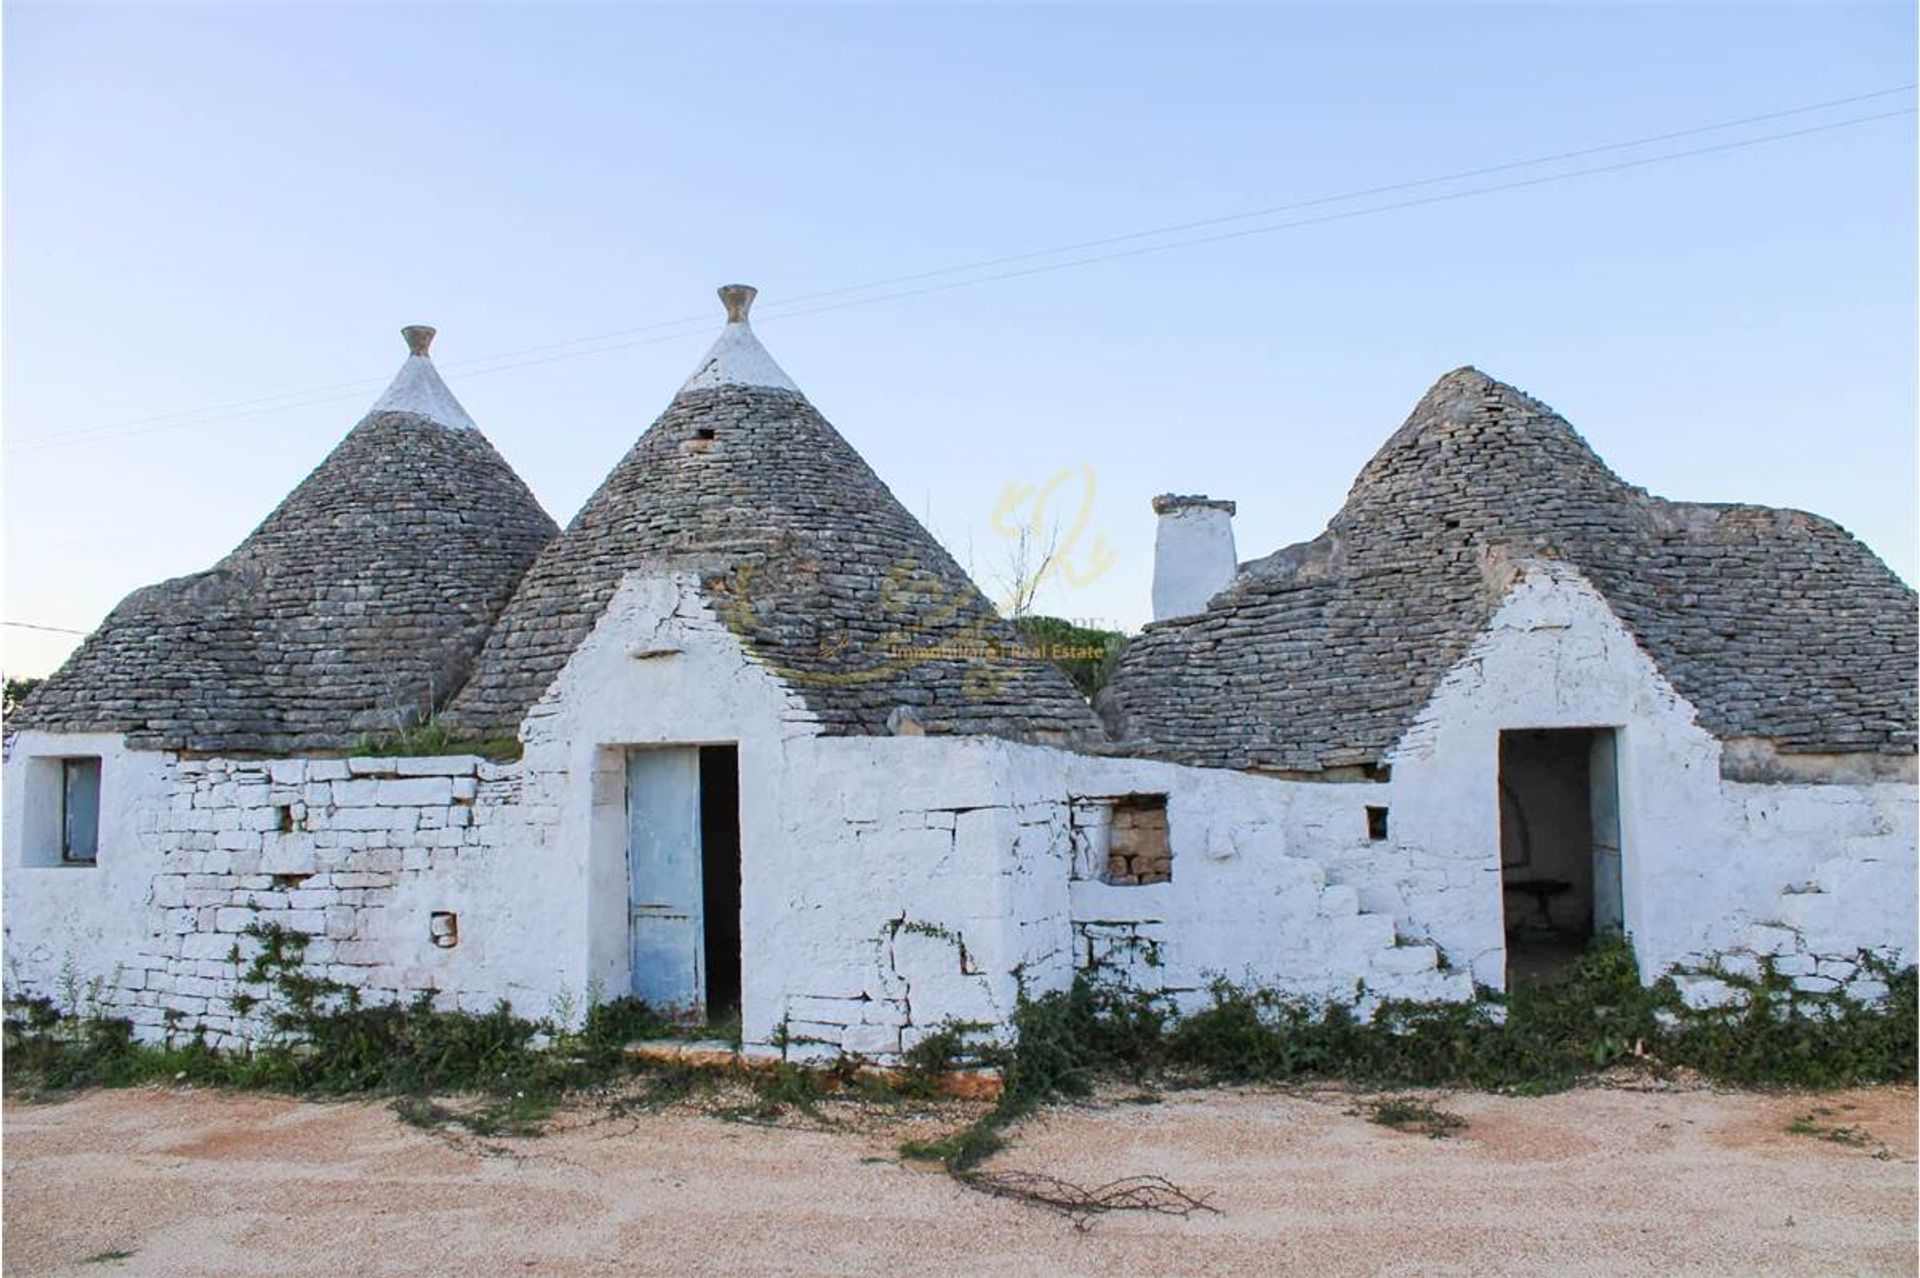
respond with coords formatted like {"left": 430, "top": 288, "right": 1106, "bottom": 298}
{"left": 626, "top": 748, "right": 704, "bottom": 1015}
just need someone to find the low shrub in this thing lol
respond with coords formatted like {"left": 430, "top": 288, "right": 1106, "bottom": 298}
{"left": 902, "top": 939, "right": 1916, "bottom": 1171}
{"left": 8, "top": 931, "right": 1910, "bottom": 1165}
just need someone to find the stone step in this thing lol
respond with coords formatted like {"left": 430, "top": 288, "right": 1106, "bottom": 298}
{"left": 622, "top": 1039, "right": 1002, "bottom": 1099}
{"left": 1369, "top": 943, "right": 1439, "bottom": 977}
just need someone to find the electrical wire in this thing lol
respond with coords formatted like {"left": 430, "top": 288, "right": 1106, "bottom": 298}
{"left": 8, "top": 88, "right": 1912, "bottom": 454}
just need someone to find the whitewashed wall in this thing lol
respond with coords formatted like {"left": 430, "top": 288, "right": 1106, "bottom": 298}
{"left": 2, "top": 736, "right": 549, "bottom": 1047}
{"left": 1382, "top": 560, "right": 1916, "bottom": 997}
{"left": 3, "top": 733, "right": 170, "bottom": 1020}
{"left": 5, "top": 562, "right": 1912, "bottom": 1055}
{"left": 988, "top": 745, "right": 1471, "bottom": 1016}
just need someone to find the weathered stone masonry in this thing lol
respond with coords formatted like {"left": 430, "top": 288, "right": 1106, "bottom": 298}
{"left": 114, "top": 754, "right": 521, "bottom": 1047}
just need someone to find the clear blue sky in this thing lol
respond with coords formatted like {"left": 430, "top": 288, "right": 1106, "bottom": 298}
{"left": 5, "top": 2, "right": 1914, "bottom": 678}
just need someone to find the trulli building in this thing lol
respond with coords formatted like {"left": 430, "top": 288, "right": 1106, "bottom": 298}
{"left": 6, "top": 290, "right": 1914, "bottom": 1054}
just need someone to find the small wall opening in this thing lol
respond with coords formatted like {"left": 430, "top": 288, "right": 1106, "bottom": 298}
{"left": 1104, "top": 794, "right": 1171, "bottom": 886}
{"left": 698, "top": 745, "right": 742, "bottom": 1022}
{"left": 1499, "top": 728, "right": 1623, "bottom": 984}
{"left": 1365, "top": 805, "right": 1389, "bottom": 842}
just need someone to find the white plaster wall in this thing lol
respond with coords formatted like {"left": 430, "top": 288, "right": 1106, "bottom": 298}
{"left": 1383, "top": 560, "right": 1917, "bottom": 992}
{"left": 514, "top": 569, "right": 1029, "bottom": 1060}
{"left": 4, "top": 738, "right": 553, "bottom": 1043}
{"left": 3, "top": 732, "right": 172, "bottom": 1016}
{"left": 990, "top": 744, "right": 1471, "bottom": 1015}
{"left": 1699, "top": 780, "right": 1917, "bottom": 999}
{"left": 513, "top": 570, "right": 821, "bottom": 1042}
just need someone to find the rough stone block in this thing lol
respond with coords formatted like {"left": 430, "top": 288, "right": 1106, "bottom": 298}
{"left": 281, "top": 909, "right": 327, "bottom": 935}
{"left": 396, "top": 757, "right": 479, "bottom": 777}
{"left": 240, "top": 806, "right": 284, "bottom": 833}
{"left": 268, "top": 760, "right": 307, "bottom": 786}
{"left": 260, "top": 838, "right": 319, "bottom": 876}
{"left": 1318, "top": 884, "right": 1361, "bottom": 917}
{"left": 1370, "top": 944, "right": 1438, "bottom": 976}
{"left": 842, "top": 1022, "right": 901, "bottom": 1056}
{"left": 331, "top": 807, "right": 420, "bottom": 832}
{"left": 1675, "top": 975, "right": 1736, "bottom": 1010}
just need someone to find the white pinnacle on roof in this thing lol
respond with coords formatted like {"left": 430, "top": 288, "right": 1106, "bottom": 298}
{"left": 678, "top": 284, "right": 800, "bottom": 394}
{"left": 367, "top": 325, "right": 478, "bottom": 430}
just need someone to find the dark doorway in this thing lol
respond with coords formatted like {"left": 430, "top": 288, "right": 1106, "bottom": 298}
{"left": 1499, "top": 728, "right": 1622, "bottom": 984}
{"left": 698, "top": 745, "right": 742, "bottom": 1022}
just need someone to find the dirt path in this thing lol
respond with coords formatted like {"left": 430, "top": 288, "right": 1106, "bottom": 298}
{"left": 4, "top": 1083, "right": 1913, "bottom": 1276}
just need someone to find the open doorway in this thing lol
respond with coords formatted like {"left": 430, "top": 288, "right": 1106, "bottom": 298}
{"left": 625, "top": 744, "right": 741, "bottom": 1024}
{"left": 698, "top": 746, "right": 742, "bottom": 1021}
{"left": 1498, "top": 728, "right": 1622, "bottom": 984}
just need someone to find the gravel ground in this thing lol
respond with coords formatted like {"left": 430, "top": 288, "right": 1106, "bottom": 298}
{"left": 3, "top": 1081, "right": 1913, "bottom": 1276}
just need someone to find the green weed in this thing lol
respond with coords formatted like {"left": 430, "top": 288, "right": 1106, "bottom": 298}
{"left": 1360, "top": 1095, "right": 1468, "bottom": 1138}
{"left": 898, "top": 939, "right": 1915, "bottom": 1172}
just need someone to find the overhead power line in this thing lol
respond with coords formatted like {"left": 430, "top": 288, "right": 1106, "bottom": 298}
{"left": 3, "top": 621, "right": 87, "bottom": 635}
{"left": 758, "top": 105, "right": 1917, "bottom": 323}
{"left": 8, "top": 85, "right": 1913, "bottom": 455}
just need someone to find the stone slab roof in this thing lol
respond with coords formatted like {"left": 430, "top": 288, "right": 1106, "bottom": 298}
{"left": 448, "top": 292, "right": 1102, "bottom": 745}
{"left": 15, "top": 334, "right": 557, "bottom": 753}
{"left": 1100, "top": 367, "right": 1917, "bottom": 772}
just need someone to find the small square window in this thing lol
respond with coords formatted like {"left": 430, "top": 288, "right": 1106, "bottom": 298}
{"left": 61, "top": 758, "right": 101, "bottom": 864}
{"left": 1365, "top": 805, "right": 1389, "bottom": 842}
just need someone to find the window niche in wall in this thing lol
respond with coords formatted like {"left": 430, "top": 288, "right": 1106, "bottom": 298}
{"left": 61, "top": 758, "right": 101, "bottom": 863}
{"left": 1070, "top": 794, "right": 1172, "bottom": 886}
{"left": 22, "top": 755, "right": 102, "bottom": 867}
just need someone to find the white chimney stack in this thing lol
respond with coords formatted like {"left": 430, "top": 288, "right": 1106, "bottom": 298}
{"left": 1151, "top": 494, "right": 1238, "bottom": 621}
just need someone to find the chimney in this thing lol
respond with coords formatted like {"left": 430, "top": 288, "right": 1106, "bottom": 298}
{"left": 1151, "top": 494, "right": 1237, "bottom": 621}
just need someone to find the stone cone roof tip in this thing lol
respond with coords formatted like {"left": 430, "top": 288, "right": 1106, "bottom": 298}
{"left": 678, "top": 284, "right": 799, "bottom": 394}
{"left": 15, "top": 324, "right": 557, "bottom": 753}
{"left": 366, "top": 323, "right": 478, "bottom": 430}
{"left": 449, "top": 287, "right": 1102, "bottom": 746}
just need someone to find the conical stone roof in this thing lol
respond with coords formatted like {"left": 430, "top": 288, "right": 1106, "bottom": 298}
{"left": 448, "top": 286, "right": 1103, "bottom": 745}
{"left": 1101, "top": 367, "right": 1917, "bottom": 772}
{"left": 15, "top": 327, "right": 558, "bottom": 753}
